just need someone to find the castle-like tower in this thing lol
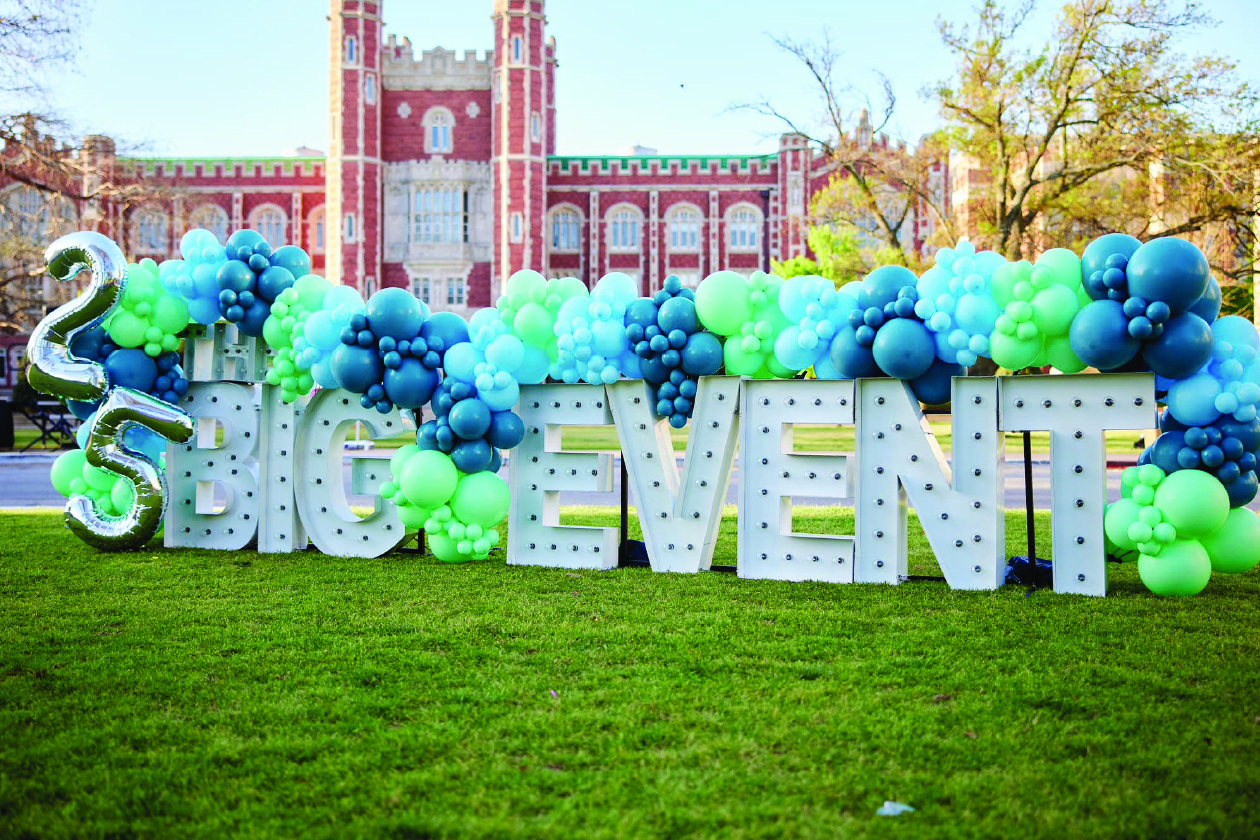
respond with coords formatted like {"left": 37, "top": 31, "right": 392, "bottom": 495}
{"left": 491, "top": 0, "right": 552, "bottom": 291}
{"left": 327, "top": 0, "right": 383, "bottom": 294}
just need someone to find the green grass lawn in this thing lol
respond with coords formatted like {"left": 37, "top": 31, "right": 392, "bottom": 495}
{"left": 2, "top": 507, "right": 1257, "bottom": 839}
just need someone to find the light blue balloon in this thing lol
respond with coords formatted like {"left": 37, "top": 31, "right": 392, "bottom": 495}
{"left": 1212, "top": 315, "right": 1260, "bottom": 351}
{"left": 1167, "top": 372, "right": 1223, "bottom": 427}
{"left": 443, "top": 341, "right": 481, "bottom": 383}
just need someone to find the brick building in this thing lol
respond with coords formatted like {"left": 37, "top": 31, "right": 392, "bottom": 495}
{"left": 4, "top": 0, "right": 946, "bottom": 326}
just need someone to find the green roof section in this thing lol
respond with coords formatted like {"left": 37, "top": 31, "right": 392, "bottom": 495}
{"left": 119, "top": 156, "right": 325, "bottom": 174}
{"left": 547, "top": 154, "right": 776, "bottom": 173}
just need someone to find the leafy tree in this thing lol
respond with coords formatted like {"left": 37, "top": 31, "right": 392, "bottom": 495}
{"left": 934, "top": 0, "right": 1259, "bottom": 285}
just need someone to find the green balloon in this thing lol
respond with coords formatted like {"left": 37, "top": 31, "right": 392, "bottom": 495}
{"left": 1138, "top": 539, "right": 1212, "bottom": 596}
{"left": 990, "top": 260, "right": 1031, "bottom": 308}
{"left": 547, "top": 276, "right": 589, "bottom": 310}
{"left": 505, "top": 270, "right": 547, "bottom": 302}
{"left": 50, "top": 449, "right": 87, "bottom": 496}
{"left": 390, "top": 444, "right": 421, "bottom": 477}
{"left": 451, "top": 470, "right": 511, "bottom": 527}
{"left": 1105, "top": 497, "right": 1143, "bottom": 550}
{"left": 695, "top": 271, "right": 752, "bottom": 336}
{"left": 766, "top": 354, "right": 797, "bottom": 379}
{"left": 106, "top": 310, "right": 147, "bottom": 348}
{"left": 84, "top": 462, "right": 117, "bottom": 492}
{"left": 293, "top": 274, "right": 330, "bottom": 311}
{"left": 426, "top": 530, "right": 467, "bottom": 564}
{"left": 1120, "top": 466, "right": 1140, "bottom": 498}
{"left": 1044, "top": 334, "right": 1085, "bottom": 373}
{"left": 514, "top": 301, "right": 554, "bottom": 346}
{"left": 152, "top": 295, "right": 190, "bottom": 335}
{"left": 1199, "top": 507, "right": 1260, "bottom": 574}
{"left": 109, "top": 477, "right": 134, "bottom": 515}
{"left": 989, "top": 330, "right": 1041, "bottom": 371}
{"left": 397, "top": 504, "right": 428, "bottom": 530}
{"left": 262, "top": 315, "right": 289, "bottom": 350}
{"left": 1153, "top": 469, "right": 1229, "bottom": 538}
{"left": 1030, "top": 284, "right": 1080, "bottom": 336}
{"left": 722, "top": 339, "right": 763, "bottom": 377}
{"left": 1033, "top": 248, "right": 1082, "bottom": 289}
{"left": 399, "top": 450, "right": 459, "bottom": 509}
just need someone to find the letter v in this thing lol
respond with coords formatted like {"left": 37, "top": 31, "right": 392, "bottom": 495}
{"left": 606, "top": 376, "right": 740, "bottom": 573}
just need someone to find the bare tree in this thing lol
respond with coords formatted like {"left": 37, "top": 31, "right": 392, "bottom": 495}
{"left": 733, "top": 31, "right": 956, "bottom": 268}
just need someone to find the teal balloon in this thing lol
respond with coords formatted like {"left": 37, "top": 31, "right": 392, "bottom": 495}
{"left": 871, "top": 318, "right": 935, "bottom": 380}
{"left": 680, "top": 332, "right": 723, "bottom": 375}
{"left": 1141, "top": 313, "right": 1213, "bottom": 381}
{"left": 1127, "top": 238, "right": 1210, "bottom": 315}
{"left": 909, "top": 358, "right": 963, "bottom": 405}
{"left": 1189, "top": 275, "right": 1222, "bottom": 322}
{"left": 829, "top": 325, "right": 879, "bottom": 378}
{"left": 1081, "top": 233, "right": 1141, "bottom": 301}
{"left": 858, "top": 265, "right": 918, "bottom": 311}
{"left": 1069, "top": 300, "right": 1141, "bottom": 370}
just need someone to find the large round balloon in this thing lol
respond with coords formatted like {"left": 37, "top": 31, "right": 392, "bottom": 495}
{"left": 1138, "top": 539, "right": 1212, "bottom": 596}
{"left": 1140, "top": 313, "right": 1213, "bottom": 381}
{"left": 451, "top": 470, "right": 511, "bottom": 527}
{"left": 858, "top": 265, "right": 918, "bottom": 311}
{"left": 399, "top": 450, "right": 458, "bottom": 509}
{"left": 829, "top": 325, "right": 880, "bottom": 379}
{"left": 1199, "top": 508, "right": 1260, "bottom": 574}
{"left": 1152, "top": 469, "right": 1229, "bottom": 538}
{"left": 694, "top": 271, "right": 752, "bottom": 336}
{"left": 1081, "top": 233, "right": 1141, "bottom": 300}
{"left": 871, "top": 318, "right": 934, "bottom": 380}
{"left": 1069, "top": 300, "right": 1140, "bottom": 371}
{"left": 1126, "top": 238, "right": 1211, "bottom": 315}
{"left": 366, "top": 287, "right": 424, "bottom": 341}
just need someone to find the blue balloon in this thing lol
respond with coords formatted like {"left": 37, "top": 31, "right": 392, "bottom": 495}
{"left": 1167, "top": 373, "right": 1222, "bottom": 427}
{"left": 1080, "top": 233, "right": 1141, "bottom": 300}
{"left": 1220, "top": 417, "right": 1260, "bottom": 452}
{"left": 657, "top": 296, "right": 698, "bottom": 334}
{"left": 67, "top": 398, "right": 100, "bottom": 421}
{"left": 448, "top": 397, "right": 492, "bottom": 440}
{"left": 487, "top": 410, "right": 525, "bottom": 449}
{"left": 488, "top": 448, "right": 503, "bottom": 474}
{"left": 329, "top": 343, "right": 384, "bottom": 394}
{"left": 442, "top": 341, "right": 480, "bottom": 383}
{"left": 237, "top": 301, "right": 271, "bottom": 337}
{"left": 1147, "top": 430, "right": 1187, "bottom": 475}
{"left": 1127, "top": 238, "right": 1210, "bottom": 315}
{"left": 383, "top": 359, "right": 440, "bottom": 409}
{"left": 858, "top": 265, "right": 917, "bottom": 311}
{"left": 680, "top": 332, "right": 723, "bottom": 376}
{"left": 909, "top": 357, "right": 963, "bottom": 406}
{"left": 624, "top": 297, "right": 659, "bottom": 329}
{"left": 420, "top": 311, "right": 470, "bottom": 351}
{"left": 216, "top": 260, "right": 254, "bottom": 294}
{"left": 1189, "top": 275, "right": 1222, "bottom": 322}
{"left": 871, "top": 318, "right": 935, "bottom": 380}
{"left": 451, "top": 438, "right": 495, "bottom": 473}
{"left": 1069, "top": 300, "right": 1141, "bottom": 371}
{"left": 256, "top": 265, "right": 295, "bottom": 303}
{"left": 1223, "top": 470, "right": 1258, "bottom": 508}
{"left": 829, "top": 325, "right": 880, "bottom": 379}
{"left": 104, "top": 349, "right": 158, "bottom": 393}
{"left": 366, "top": 287, "right": 423, "bottom": 341}
{"left": 268, "top": 245, "right": 311, "bottom": 278}
{"left": 1141, "top": 312, "right": 1213, "bottom": 381}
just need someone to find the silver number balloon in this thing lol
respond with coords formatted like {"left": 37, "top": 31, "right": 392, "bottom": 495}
{"left": 26, "top": 231, "right": 128, "bottom": 402}
{"left": 71, "top": 388, "right": 194, "bottom": 550}
{"left": 27, "top": 230, "right": 195, "bottom": 550}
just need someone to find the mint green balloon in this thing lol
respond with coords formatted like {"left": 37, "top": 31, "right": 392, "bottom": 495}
{"left": 397, "top": 504, "right": 428, "bottom": 530}
{"left": 109, "top": 476, "right": 135, "bottom": 514}
{"left": 1199, "top": 508, "right": 1260, "bottom": 574}
{"left": 696, "top": 271, "right": 752, "bottom": 336}
{"left": 1030, "top": 284, "right": 1080, "bottom": 336}
{"left": 390, "top": 444, "right": 420, "bottom": 477}
{"left": 514, "top": 301, "right": 554, "bottom": 347}
{"left": 451, "top": 471, "right": 510, "bottom": 527}
{"left": 989, "top": 330, "right": 1040, "bottom": 371}
{"left": 50, "top": 449, "right": 87, "bottom": 496}
{"left": 1153, "top": 469, "right": 1228, "bottom": 538}
{"left": 427, "top": 530, "right": 467, "bottom": 563}
{"left": 1138, "top": 539, "right": 1212, "bottom": 596}
{"left": 399, "top": 450, "right": 458, "bottom": 509}
{"left": 1105, "top": 498, "right": 1143, "bottom": 550}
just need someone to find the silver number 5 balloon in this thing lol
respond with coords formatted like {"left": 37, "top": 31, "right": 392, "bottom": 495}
{"left": 27, "top": 231, "right": 195, "bottom": 550}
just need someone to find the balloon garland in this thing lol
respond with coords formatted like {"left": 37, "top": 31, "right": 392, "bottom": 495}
{"left": 26, "top": 225, "right": 1260, "bottom": 592}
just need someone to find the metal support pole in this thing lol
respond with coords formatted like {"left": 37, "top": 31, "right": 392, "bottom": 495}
{"left": 1023, "top": 428, "right": 1038, "bottom": 593}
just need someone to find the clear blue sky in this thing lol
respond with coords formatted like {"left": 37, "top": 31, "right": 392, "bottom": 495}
{"left": 26, "top": 0, "right": 1260, "bottom": 158}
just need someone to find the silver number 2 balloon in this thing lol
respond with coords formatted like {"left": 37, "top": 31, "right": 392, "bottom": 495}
{"left": 26, "top": 231, "right": 195, "bottom": 550}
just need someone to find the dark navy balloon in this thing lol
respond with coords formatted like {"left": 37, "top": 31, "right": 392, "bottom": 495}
{"left": 1126, "top": 238, "right": 1210, "bottom": 315}
{"left": 1140, "top": 312, "right": 1213, "bottom": 380}
{"left": 1069, "top": 300, "right": 1141, "bottom": 371}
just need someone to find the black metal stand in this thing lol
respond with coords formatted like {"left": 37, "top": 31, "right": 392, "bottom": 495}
{"left": 618, "top": 456, "right": 629, "bottom": 566}
{"left": 1023, "top": 428, "right": 1038, "bottom": 595}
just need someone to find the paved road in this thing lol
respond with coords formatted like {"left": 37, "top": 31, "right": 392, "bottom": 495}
{"left": 0, "top": 450, "right": 1123, "bottom": 511}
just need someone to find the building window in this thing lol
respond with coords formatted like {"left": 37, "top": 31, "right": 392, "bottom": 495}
{"left": 188, "top": 204, "right": 228, "bottom": 244}
{"left": 671, "top": 272, "right": 699, "bottom": 289}
{"left": 550, "top": 209, "right": 580, "bottom": 251}
{"left": 667, "top": 206, "right": 700, "bottom": 251}
{"left": 365, "top": 73, "right": 376, "bottom": 104}
{"left": 133, "top": 211, "right": 168, "bottom": 253}
{"left": 510, "top": 212, "right": 523, "bottom": 243}
{"left": 249, "top": 206, "right": 287, "bottom": 245}
{"left": 424, "top": 107, "right": 454, "bottom": 154}
{"left": 530, "top": 112, "right": 541, "bottom": 143}
{"left": 345, "top": 213, "right": 357, "bottom": 243}
{"left": 345, "top": 36, "right": 357, "bottom": 64}
{"left": 413, "top": 188, "right": 467, "bottom": 244}
{"left": 414, "top": 277, "right": 432, "bottom": 304}
{"left": 607, "top": 206, "right": 641, "bottom": 252}
{"left": 446, "top": 277, "right": 466, "bottom": 306}
{"left": 307, "top": 207, "right": 327, "bottom": 253}
{"left": 727, "top": 206, "right": 761, "bottom": 252}
{"left": 6, "top": 186, "right": 75, "bottom": 245}
{"left": 512, "top": 36, "right": 522, "bottom": 63}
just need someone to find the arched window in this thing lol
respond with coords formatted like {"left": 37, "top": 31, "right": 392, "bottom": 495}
{"left": 307, "top": 206, "right": 327, "bottom": 254}
{"left": 666, "top": 205, "right": 701, "bottom": 252}
{"left": 606, "top": 205, "right": 641, "bottom": 252}
{"left": 3, "top": 185, "right": 75, "bottom": 243}
{"left": 248, "top": 205, "right": 287, "bottom": 245}
{"left": 188, "top": 204, "right": 228, "bottom": 244}
{"left": 423, "top": 107, "right": 454, "bottom": 154}
{"left": 726, "top": 205, "right": 761, "bottom": 252}
{"left": 549, "top": 207, "right": 581, "bottom": 252}
{"left": 132, "top": 210, "right": 169, "bottom": 253}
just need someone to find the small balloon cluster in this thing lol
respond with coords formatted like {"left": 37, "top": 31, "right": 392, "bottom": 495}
{"left": 553, "top": 273, "right": 642, "bottom": 384}
{"left": 627, "top": 276, "right": 723, "bottom": 427}
{"left": 914, "top": 241, "right": 1003, "bottom": 367}
{"left": 102, "top": 258, "right": 190, "bottom": 357}
{"left": 382, "top": 447, "right": 511, "bottom": 562}
{"left": 328, "top": 287, "right": 443, "bottom": 412}
{"left": 160, "top": 230, "right": 227, "bottom": 326}
{"left": 773, "top": 273, "right": 856, "bottom": 378}
{"left": 695, "top": 270, "right": 795, "bottom": 379}
{"left": 216, "top": 230, "right": 311, "bottom": 336}
{"left": 261, "top": 274, "right": 332, "bottom": 402}
{"left": 65, "top": 325, "right": 189, "bottom": 419}
{"left": 989, "top": 249, "right": 1087, "bottom": 373}
{"left": 1105, "top": 464, "right": 1260, "bottom": 596}
{"left": 1166, "top": 316, "right": 1260, "bottom": 427}
{"left": 1145, "top": 412, "right": 1260, "bottom": 508}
